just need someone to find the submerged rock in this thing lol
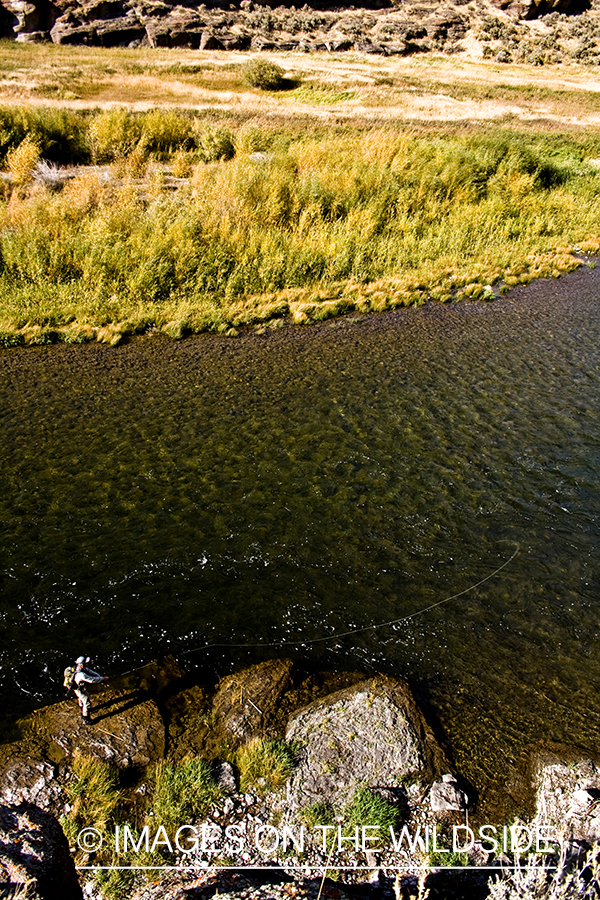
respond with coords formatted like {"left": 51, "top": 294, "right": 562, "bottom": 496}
{"left": 286, "top": 674, "right": 447, "bottom": 808}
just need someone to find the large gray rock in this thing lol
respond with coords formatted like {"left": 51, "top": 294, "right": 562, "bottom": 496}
{"left": 285, "top": 675, "right": 447, "bottom": 809}
{"left": 0, "top": 802, "right": 83, "bottom": 900}
{"left": 0, "top": 757, "right": 62, "bottom": 812}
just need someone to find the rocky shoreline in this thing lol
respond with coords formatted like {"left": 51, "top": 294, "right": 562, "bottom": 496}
{"left": 2, "top": 657, "right": 600, "bottom": 899}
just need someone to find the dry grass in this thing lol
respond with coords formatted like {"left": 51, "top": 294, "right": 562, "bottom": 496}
{"left": 1, "top": 41, "right": 600, "bottom": 128}
{"left": 0, "top": 44, "right": 599, "bottom": 344}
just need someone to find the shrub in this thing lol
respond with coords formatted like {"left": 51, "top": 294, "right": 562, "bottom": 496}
{"left": 89, "top": 109, "right": 140, "bottom": 163}
{"left": 32, "top": 159, "right": 68, "bottom": 192}
{"left": 140, "top": 109, "right": 194, "bottom": 158}
{"left": 236, "top": 737, "right": 296, "bottom": 795}
{"left": 196, "top": 126, "right": 235, "bottom": 163}
{"left": 243, "top": 58, "right": 285, "bottom": 91}
{"left": 7, "top": 136, "right": 40, "bottom": 185}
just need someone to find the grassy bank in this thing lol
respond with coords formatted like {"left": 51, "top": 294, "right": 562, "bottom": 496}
{"left": 1, "top": 110, "right": 600, "bottom": 346}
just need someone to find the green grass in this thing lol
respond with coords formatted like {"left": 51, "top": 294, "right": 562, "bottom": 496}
{"left": 152, "top": 757, "right": 222, "bottom": 827}
{"left": 344, "top": 786, "right": 401, "bottom": 845}
{"left": 235, "top": 737, "right": 296, "bottom": 795}
{"left": 60, "top": 750, "right": 122, "bottom": 850}
{"left": 0, "top": 119, "right": 599, "bottom": 344}
{"left": 298, "top": 800, "right": 336, "bottom": 829}
{"left": 59, "top": 753, "right": 222, "bottom": 899}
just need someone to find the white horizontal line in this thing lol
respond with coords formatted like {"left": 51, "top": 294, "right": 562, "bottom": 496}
{"left": 76, "top": 865, "right": 558, "bottom": 872}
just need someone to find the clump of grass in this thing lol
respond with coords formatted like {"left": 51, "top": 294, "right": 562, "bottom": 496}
{"left": 235, "top": 737, "right": 296, "bottom": 795}
{"left": 298, "top": 801, "right": 336, "bottom": 829}
{"left": 152, "top": 758, "right": 221, "bottom": 828}
{"left": 60, "top": 751, "right": 122, "bottom": 852}
{"left": 243, "top": 58, "right": 285, "bottom": 91}
{"left": 196, "top": 125, "right": 235, "bottom": 163}
{"left": 344, "top": 786, "right": 401, "bottom": 845}
{"left": 170, "top": 149, "right": 193, "bottom": 178}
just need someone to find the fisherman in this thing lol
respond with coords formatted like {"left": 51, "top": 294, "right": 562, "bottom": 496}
{"left": 73, "top": 656, "right": 108, "bottom": 725}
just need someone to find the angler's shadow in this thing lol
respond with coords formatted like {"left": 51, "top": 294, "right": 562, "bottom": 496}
{"left": 91, "top": 690, "right": 148, "bottom": 723}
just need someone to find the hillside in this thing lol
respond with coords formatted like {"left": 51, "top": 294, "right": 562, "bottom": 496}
{"left": 2, "top": 0, "right": 600, "bottom": 67}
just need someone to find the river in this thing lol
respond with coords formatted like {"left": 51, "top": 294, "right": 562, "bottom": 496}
{"left": 1, "top": 265, "right": 600, "bottom": 816}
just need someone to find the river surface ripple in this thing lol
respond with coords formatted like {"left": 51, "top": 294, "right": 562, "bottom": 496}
{"left": 1, "top": 266, "right": 600, "bottom": 815}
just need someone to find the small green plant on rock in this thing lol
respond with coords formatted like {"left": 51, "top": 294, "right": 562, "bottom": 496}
{"left": 344, "top": 786, "right": 400, "bottom": 845}
{"left": 236, "top": 737, "right": 296, "bottom": 795}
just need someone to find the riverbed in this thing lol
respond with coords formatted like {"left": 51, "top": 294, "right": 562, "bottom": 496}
{"left": 1, "top": 266, "right": 600, "bottom": 816}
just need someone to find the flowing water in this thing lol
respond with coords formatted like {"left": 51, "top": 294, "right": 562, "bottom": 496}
{"left": 1, "top": 266, "right": 600, "bottom": 815}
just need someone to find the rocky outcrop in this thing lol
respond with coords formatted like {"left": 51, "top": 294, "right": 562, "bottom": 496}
{"left": 0, "top": 682, "right": 165, "bottom": 814}
{"left": 0, "top": 0, "right": 576, "bottom": 47}
{"left": 286, "top": 675, "right": 448, "bottom": 809}
{"left": 0, "top": 802, "right": 82, "bottom": 900}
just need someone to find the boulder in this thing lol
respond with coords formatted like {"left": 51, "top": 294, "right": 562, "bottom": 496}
{"left": 430, "top": 774, "right": 468, "bottom": 811}
{"left": 353, "top": 40, "right": 387, "bottom": 53}
{"left": 0, "top": 756, "right": 62, "bottom": 812}
{"left": 0, "top": 802, "right": 83, "bottom": 900}
{"left": 50, "top": 21, "right": 97, "bottom": 42}
{"left": 214, "top": 761, "right": 237, "bottom": 793}
{"left": 212, "top": 658, "right": 294, "bottom": 746}
{"left": 286, "top": 675, "right": 447, "bottom": 809}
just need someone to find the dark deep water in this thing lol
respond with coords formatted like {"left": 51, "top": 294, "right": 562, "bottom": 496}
{"left": 1, "top": 265, "right": 600, "bottom": 814}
